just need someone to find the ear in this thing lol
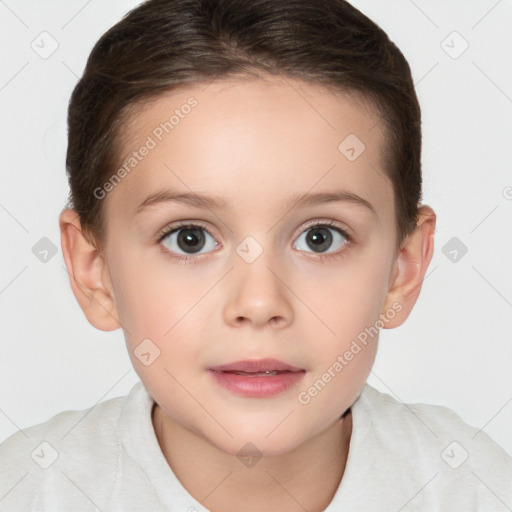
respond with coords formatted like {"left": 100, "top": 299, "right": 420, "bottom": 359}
{"left": 59, "top": 209, "right": 121, "bottom": 331}
{"left": 381, "top": 205, "right": 436, "bottom": 328}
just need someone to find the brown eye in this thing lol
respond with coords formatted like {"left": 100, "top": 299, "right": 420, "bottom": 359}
{"left": 176, "top": 227, "right": 206, "bottom": 253}
{"left": 293, "top": 223, "right": 349, "bottom": 255}
{"left": 160, "top": 224, "right": 218, "bottom": 256}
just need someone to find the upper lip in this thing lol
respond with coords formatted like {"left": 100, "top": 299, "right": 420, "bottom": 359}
{"left": 208, "top": 358, "right": 304, "bottom": 373}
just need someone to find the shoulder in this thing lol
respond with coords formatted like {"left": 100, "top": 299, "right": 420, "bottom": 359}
{"left": 347, "top": 384, "right": 512, "bottom": 509}
{"left": 0, "top": 382, "right": 145, "bottom": 510}
{"left": 0, "top": 387, "right": 128, "bottom": 463}
{"left": 359, "top": 383, "right": 511, "bottom": 457}
{"left": 358, "top": 383, "right": 490, "bottom": 440}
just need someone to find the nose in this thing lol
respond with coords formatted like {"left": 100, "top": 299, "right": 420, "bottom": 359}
{"left": 223, "top": 252, "right": 294, "bottom": 330}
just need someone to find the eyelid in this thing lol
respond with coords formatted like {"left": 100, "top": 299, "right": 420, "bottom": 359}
{"left": 297, "top": 219, "right": 352, "bottom": 241}
{"left": 155, "top": 220, "right": 216, "bottom": 243}
{"left": 156, "top": 218, "right": 352, "bottom": 245}
{"left": 156, "top": 218, "right": 354, "bottom": 267}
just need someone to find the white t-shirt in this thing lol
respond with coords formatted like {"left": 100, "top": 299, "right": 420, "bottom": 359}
{"left": 1, "top": 380, "right": 511, "bottom": 511}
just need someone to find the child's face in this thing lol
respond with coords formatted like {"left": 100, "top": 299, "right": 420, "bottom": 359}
{"left": 99, "top": 75, "right": 401, "bottom": 455}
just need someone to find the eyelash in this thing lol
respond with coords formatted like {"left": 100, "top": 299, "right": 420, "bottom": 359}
{"left": 156, "top": 220, "right": 352, "bottom": 264}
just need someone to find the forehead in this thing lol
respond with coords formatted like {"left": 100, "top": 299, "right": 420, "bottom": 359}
{"left": 105, "top": 75, "right": 392, "bottom": 223}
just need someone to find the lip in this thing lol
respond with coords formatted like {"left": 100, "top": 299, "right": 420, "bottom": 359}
{"left": 207, "top": 359, "right": 305, "bottom": 398}
{"left": 208, "top": 358, "right": 304, "bottom": 373}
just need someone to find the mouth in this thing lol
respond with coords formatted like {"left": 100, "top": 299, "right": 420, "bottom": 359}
{"left": 208, "top": 358, "right": 304, "bottom": 373}
{"left": 207, "top": 358, "right": 306, "bottom": 398}
{"left": 219, "top": 370, "right": 291, "bottom": 377}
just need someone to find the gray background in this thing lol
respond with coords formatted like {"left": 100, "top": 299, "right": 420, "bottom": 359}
{"left": 1, "top": 0, "right": 511, "bottom": 456}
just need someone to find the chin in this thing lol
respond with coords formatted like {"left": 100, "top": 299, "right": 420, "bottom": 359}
{"left": 207, "top": 428, "right": 305, "bottom": 459}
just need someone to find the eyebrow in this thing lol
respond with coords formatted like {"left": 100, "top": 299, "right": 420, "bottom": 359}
{"left": 135, "top": 189, "right": 376, "bottom": 217}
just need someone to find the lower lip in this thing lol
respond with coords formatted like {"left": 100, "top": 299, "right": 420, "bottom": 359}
{"left": 208, "top": 370, "right": 305, "bottom": 398}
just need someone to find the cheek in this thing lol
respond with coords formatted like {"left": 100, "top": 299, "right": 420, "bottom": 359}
{"left": 108, "top": 241, "right": 181, "bottom": 323}
{"left": 306, "top": 254, "right": 392, "bottom": 339}
{"left": 110, "top": 260, "right": 210, "bottom": 373}
{"left": 115, "top": 271, "right": 207, "bottom": 398}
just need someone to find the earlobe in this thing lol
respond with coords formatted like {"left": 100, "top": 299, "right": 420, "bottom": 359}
{"left": 381, "top": 205, "right": 436, "bottom": 328}
{"left": 59, "top": 209, "right": 121, "bottom": 331}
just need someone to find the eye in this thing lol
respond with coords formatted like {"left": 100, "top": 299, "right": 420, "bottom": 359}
{"left": 157, "top": 219, "right": 351, "bottom": 263}
{"left": 293, "top": 221, "right": 350, "bottom": 256}
{"left": 159, "top": 222, "right": 218, "bottom": 259}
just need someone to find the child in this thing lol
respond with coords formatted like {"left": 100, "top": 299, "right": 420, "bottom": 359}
{"left": 1, "top": 0, "right": 511, "bottom": 510}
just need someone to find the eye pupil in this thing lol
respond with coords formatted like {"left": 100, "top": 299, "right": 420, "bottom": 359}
{"left": 163, "top": 223, "right": 345, "bottom": 260}
{"left": 307, "top": 227, "right": 332, "bottom": 253}
{"left": 178, "top": 228, "right": 205, "bottom": 253}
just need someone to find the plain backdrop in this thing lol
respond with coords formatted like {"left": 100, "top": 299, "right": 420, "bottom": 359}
{"left": 0, "top": 0, "right": 511, "bottom": 457}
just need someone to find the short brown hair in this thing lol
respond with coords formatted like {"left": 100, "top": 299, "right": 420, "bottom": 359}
{"left": 65, "top": 0, "right": 422, "bottom": 250}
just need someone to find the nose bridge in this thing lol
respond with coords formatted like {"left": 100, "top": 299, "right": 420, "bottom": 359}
{"left": 223, "top": 234, "right": 293, "bottom": 328}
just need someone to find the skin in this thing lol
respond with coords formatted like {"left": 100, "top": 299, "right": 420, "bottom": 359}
{"left": 60, "top": 74, "right": 436, "bottom": 512}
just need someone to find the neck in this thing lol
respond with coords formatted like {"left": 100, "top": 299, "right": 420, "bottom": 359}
{"left": 152, "top": 404, "right": 352, "bottom": 512}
